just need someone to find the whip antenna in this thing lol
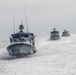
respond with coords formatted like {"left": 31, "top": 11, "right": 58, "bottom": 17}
{"left": 13, "top": 12, "right": 15, "bottom": 34}
{"left": 23, "top": 0, "right": 28, "bottom": 33}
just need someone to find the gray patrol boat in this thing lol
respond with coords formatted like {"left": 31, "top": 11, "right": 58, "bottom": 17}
{"left": 7, "top": 24, "right": 37, "bottom": 57}
{"left": 50, "top": 28, "right": 60, "bottom": 40}
{"left": 62, "top": 29, "right": 70, "bottom": 37}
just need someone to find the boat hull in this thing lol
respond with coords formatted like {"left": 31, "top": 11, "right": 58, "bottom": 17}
{"left": 62, "top": 34, "right": 70, "bottom": 37}
{"left": 50, "top": 35, "right": 60, "bottom": 40}
{"left": 7, "top": 43, "right": 37, "bottom": 56}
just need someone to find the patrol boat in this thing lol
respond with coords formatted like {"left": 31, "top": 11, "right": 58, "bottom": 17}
{"left": 7, "top": 24, "right": 37, "bottom": 57}
{"left": 50, "top": 28, "right": 60, "bottom": 40}
{"left": 62, "top": 29, "right": 70, "bottom": 37}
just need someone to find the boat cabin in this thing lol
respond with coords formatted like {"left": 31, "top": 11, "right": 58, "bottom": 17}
{"left": 10, "top": 25, "right": 35, "bottom": 46}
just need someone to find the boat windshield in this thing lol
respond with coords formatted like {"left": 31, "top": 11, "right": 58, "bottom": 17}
{"left": 51, "top": 32, "right": 59, "bottom": 36}
{"left": 11, "top": 33, "right": 34, "bottom": 42}
{"left": 11, "top": 33, "right": 28, "bottom": 42}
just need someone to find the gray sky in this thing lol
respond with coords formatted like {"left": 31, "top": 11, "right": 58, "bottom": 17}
{"left": 0, "top": 0, "right": 76, "bottom": 40}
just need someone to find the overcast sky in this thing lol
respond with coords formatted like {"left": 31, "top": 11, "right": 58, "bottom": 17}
{"left": 0, "top": 0, "right": 76, "bottom": 40}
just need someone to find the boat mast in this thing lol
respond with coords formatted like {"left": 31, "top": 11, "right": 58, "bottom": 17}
{"left": 23, "top": 0, "right": 28, "bottom": 33}
{"left": 13, "top": 12, "right": 15, "bottom": 34}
